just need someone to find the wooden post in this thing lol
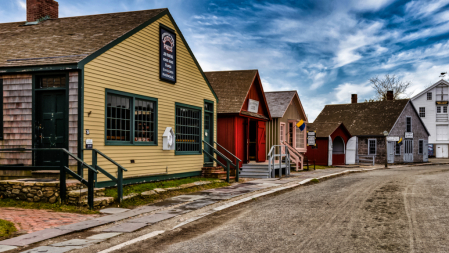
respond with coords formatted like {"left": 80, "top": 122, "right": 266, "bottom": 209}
{"left": 59, "top": 150, "right": 67, "bottom": 204}
{"left": 226, "top": 160, "right": 230, "bottom": 183}
{"left": 88, "top": 149, "right": 97, "bottom": 210}
{"left": 117, "top": 166, "right": 123, "bottom": 203}
{"left": 235, "top": 158, "right": 239, "bottom": 182}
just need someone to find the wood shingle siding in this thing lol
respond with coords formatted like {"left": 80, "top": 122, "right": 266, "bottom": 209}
{"left": 68, "top": 71, "right": 78, "bottom": 166}
{"left": 83, "top": 14, "right": 216, "bottom": 181}
{"left": 0, "top": 74, "right": 32, "bottom": 165}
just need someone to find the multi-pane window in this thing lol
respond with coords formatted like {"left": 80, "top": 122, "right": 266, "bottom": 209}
{"left": 395, "top": 142, "right": 401, "bottom": 155}
{"left": 175, "top": 104, "right": 201, "bottom": 154}
{"left": 427, "top": 92, "right": 432, "bottom": 100}
{"left": 288, "top": 122, "right": 294, "bottom": 146}
{"left": 419, "top": 107, "right": 425, "bottom": 117}
{"left": 444, "top": 107, "right": 448, "bottom": 113}
{"left": 134, "top": 99, "right": 156, "bottom": 142}
{"left": 296, "top": 125, "right": 305, "bottom": 149}
{"left": 419, "top": 140, "right": 423, "bottom": 154}
{"left": 437, "top": 106, "right": 441, "bottom": 113}
{"left": 368, "top": 139, "right": 376, "bottom": 155}
{"left": 406, "top": 117, "right": 412, "bottom": 132}
{"left": 37, "top": 75, "right": 66, "bottom": 89}
{"left": 106, "top": 90, "right": 157, "bottom": 145}
{"left": 280, "top": 124, "right": 285, "bottom": 143}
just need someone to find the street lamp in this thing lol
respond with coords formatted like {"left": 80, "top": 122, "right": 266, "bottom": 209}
{"left": 383, "top": 131, "right": 389, "bottom": 168}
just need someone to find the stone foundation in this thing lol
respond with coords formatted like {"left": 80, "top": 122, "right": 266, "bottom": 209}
{"left": 0, "top": 179, "right": 83, "bottom": 204}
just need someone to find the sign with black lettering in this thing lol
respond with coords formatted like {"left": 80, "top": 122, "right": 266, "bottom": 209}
{"left": 307, "top": 131, "right": 316, "bottom": 146}
{"left": 160, "top": 26, "right": 176, "bottom": 83}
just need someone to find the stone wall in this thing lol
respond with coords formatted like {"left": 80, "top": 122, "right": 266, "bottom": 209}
{"left": 0, "top": 180, "right": 82, "bottom": 204}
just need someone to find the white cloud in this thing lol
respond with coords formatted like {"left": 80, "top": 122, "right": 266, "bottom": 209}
{"left": 17, "top": 0, "right": 26, "bottom": 10}
{"left": 333, "top": 82, "right": 374, "bottom": 103}
{"left": 351, "top": 0, "right": 394, "bottom": 11}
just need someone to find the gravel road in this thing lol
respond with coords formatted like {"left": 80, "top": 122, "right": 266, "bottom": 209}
{"left": 119, "top": 165, "right": 449, "bottom": 253}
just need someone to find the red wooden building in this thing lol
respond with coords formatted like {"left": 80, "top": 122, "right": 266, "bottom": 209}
{"left": 306, "top": 122, "right": 351, "bottom": 166}
{"left": 205, "top": 70, "right": 272, "bottom": 165}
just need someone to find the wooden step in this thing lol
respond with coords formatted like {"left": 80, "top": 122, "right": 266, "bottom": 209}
{"left": 31, "top": 170, "right": 60, "bottom": 179}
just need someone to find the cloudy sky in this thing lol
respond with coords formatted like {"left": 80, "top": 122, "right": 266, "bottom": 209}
{"left": 2, "top": 0, "right": 449, "bottom": 120}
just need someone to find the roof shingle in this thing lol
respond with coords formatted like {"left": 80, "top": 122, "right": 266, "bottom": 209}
{"left": 265, "top": 91, "right": 297, "bottom": 118}
{"left": 0, "top": 9, "right": 166, "bottom": 68}
{"left": 204, "top": 70, "right": 258, "bottom": 114}
{"left": 313, "top": 99, "right": 409, "bottom": 136}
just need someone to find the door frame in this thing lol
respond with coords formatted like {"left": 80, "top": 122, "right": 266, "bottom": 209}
{"left": 32, "top": 72, "right": 70, "bottom": 165}
{"left": 203, "top": 99, "right": 214, "bottom": 166}
{"left": 387, "top": 141, "right": 395, "bottom": 163}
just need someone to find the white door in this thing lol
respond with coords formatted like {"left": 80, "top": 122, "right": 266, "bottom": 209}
{"left": 387, "top": 141, "right": 395, "bottom": 163}
{"left": 346, "top": 136, "right": 357, "bottom": 164}
{"left": 436, "top": 125, "right": 448, "bottom": 141}
{"left": 423, "top": 140, "right": 428, "bottom": 162}
{"left": 328, "top": 136, "right": 333, "bottom": 166}
{"left": 436, "top": 144, "right": 449, "bottom": 158}
{"left": 404, "top": 139, "right": 413, "bottom": 162}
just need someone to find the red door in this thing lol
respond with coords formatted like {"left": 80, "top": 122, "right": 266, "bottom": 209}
{"left": 257, "top": 121, "right": 266, "bottom": 162}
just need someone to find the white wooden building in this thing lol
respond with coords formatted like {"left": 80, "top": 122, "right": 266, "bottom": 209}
{"left": 411, "top": 79, "right": 449, "bottom": 158}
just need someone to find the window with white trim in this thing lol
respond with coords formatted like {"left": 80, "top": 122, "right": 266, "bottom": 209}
{"left": 368, "top": 139, "right": 376, "bottom": 155}
{"left": 296, "top": 125, "right": 305, "bottom": 149}
{"left": 395, "top": 142, "right": 401, "bottom": 155}
{"left": 419, "top": 107, "right": 425, "bottom": 117}
{"left": 406, "top": 117, "right": 412, "bottom": 132}
{"left": 444, "top": 106, "right": 448, "bottom": 113}
{"left": 437, "top": 106, "right": 441, "bottom": 113}
{"left": 427, "top": 92, "right": 432, "bottom": 100}
{"left": 280, "top": 123, "right": 285, "bottom": 143}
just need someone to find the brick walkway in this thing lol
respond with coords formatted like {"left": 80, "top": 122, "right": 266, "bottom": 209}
{"left": 0, "top": 208, "right": 99, "bottom": 233}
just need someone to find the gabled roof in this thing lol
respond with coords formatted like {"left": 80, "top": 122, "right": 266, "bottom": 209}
{"left": 314, "top": 99, "right": 410, "bottom": 136}
{"left": 411, "top": 79, "right": 449, "bottom": 100}
{"left": 306, "top": 122, "right": 351, "bottom": 138}
{"left": 205, "top": 70, "right": 269, "bottom": 116}
{"left": 0, "top": 9, "right": 166, "bottom": 67}
{"left": 265, "top": 90, "right": 308, "bottom": 121}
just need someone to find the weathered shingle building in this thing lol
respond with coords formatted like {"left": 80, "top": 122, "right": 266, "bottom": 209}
{"left": 313, "top": 93, "right": 430, "bottom": 164}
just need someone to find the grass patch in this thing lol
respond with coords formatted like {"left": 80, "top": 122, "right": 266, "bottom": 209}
{"left": 104, "top": 177, "right": 221, "bottom": 200}
{"left": 0, "top": 219, "right": 17, "bottom": 239}
{"left": 110, "top": 181, "right": 230, "bottom": 208}
{"left": 0, "top": 199, "right": 99, "bottom": 215}
{"left": 310, "top": 178, "right": 320, "bottom": 183}
{"left": 315, "top": 165, "right": 334, "bottom": 170}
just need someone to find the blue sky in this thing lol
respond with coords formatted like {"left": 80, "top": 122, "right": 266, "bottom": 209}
{"left": 2, "top": 0, "right": 449, "bottom": 120}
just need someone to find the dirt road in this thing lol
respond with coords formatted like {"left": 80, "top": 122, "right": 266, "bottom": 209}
{"left": 117, "top": 165, "right": 449, "bottom": 252}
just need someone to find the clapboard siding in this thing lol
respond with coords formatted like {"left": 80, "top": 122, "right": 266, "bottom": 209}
{"left": 83, "top": 14, "right": 217, "bottom": 181}
{"left": 0, "top": 74, "right": 33, "bottom": 165}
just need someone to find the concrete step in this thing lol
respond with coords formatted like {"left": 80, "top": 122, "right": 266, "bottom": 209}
{"left": 67, "top": 188, "right": 107, "bottom": 205}
{"left": 31, "top": 170, "right": 60, "bottom": 179}
{"left": 240, "top": 172, "right": 270, "bottom": 177}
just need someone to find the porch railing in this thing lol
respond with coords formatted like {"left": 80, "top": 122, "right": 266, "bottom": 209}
{"left": 268, "top": 145, "right": 290, "bottom": 178}
{"left": 282, "top": 141, "right": 304, "bottom": 171}
{"left": 202, "top": 141, "right": 240, "bottom": 183}
{"left": 83, "top": 149, "right": 128, "bottom": 203}
{"left": 0, "top": 148, "right": 126, "bottom": 209}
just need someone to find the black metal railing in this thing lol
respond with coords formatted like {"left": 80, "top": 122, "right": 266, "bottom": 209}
{"left": 0, "top": 148, "right": 126, "bottom": 209}
{"left": 83, "top": 149, "right": 127, "bottom": 203}
{"left": 202, "top": 141, "right": 240, "bottom": 183}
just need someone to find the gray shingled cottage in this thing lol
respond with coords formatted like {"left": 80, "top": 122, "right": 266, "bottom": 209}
{"left": 313, "top": 93, "right": 430, "bottom": 164}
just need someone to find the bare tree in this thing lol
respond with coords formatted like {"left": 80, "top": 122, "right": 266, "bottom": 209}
{"left": 369, "top": 74, "right": 411, "bottom": 101}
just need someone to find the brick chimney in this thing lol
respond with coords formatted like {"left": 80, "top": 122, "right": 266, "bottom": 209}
{"left": 386, "top": 90, "right": 394, "bottom": 101}
{"left": 351, "top": 94, "right": 357, "bottom": 104}
{"left": 27, "top": 0, "right": 59, "bottom": 22}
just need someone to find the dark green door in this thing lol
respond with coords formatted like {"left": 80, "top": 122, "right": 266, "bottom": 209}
{"left": 35, "top": 90, "right": 67, "bottom": 166}
{"left": 204, "top": 113, "right": 213, "bottom": 165}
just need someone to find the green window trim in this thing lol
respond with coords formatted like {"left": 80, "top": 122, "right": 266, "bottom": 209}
{"left": 105, "top": 89, "right": 158, "bottom": 146}
{"left": 175, "top": 102, "right": 202, "bottom": 155}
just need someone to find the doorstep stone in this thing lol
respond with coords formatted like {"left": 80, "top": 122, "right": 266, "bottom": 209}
{"left": 102, "top": 222, "right": 148, "bottom": 233}
{"left": 141, "top": 190, "right": 157, "bottom": 196}
{"left": 153, "top": 188, "right": 166, "bottom": 193}
{"left": 86, "top": 233, "right": 122, "bottom": 240}
{"left": 0, "top": 245, "right": 17, "bottom": 253}
{"left": 51, "top": 239, "right": 100, "bottom": 247}
{"left": 20, "top": 246, "right": 82, "bottom": 253}
{"left": 123, "top": 193, "right": 139, "bottom": 200}
{"left": 0, "top": 229, "right": 74, "bottom": 246}
{"left": 100, "top": 208, "right": 130, "bottom": 214}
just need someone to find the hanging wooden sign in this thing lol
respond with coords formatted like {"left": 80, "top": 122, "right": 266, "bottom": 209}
{"left": 160, "top": 26, "right": 176, "bottom": 83}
